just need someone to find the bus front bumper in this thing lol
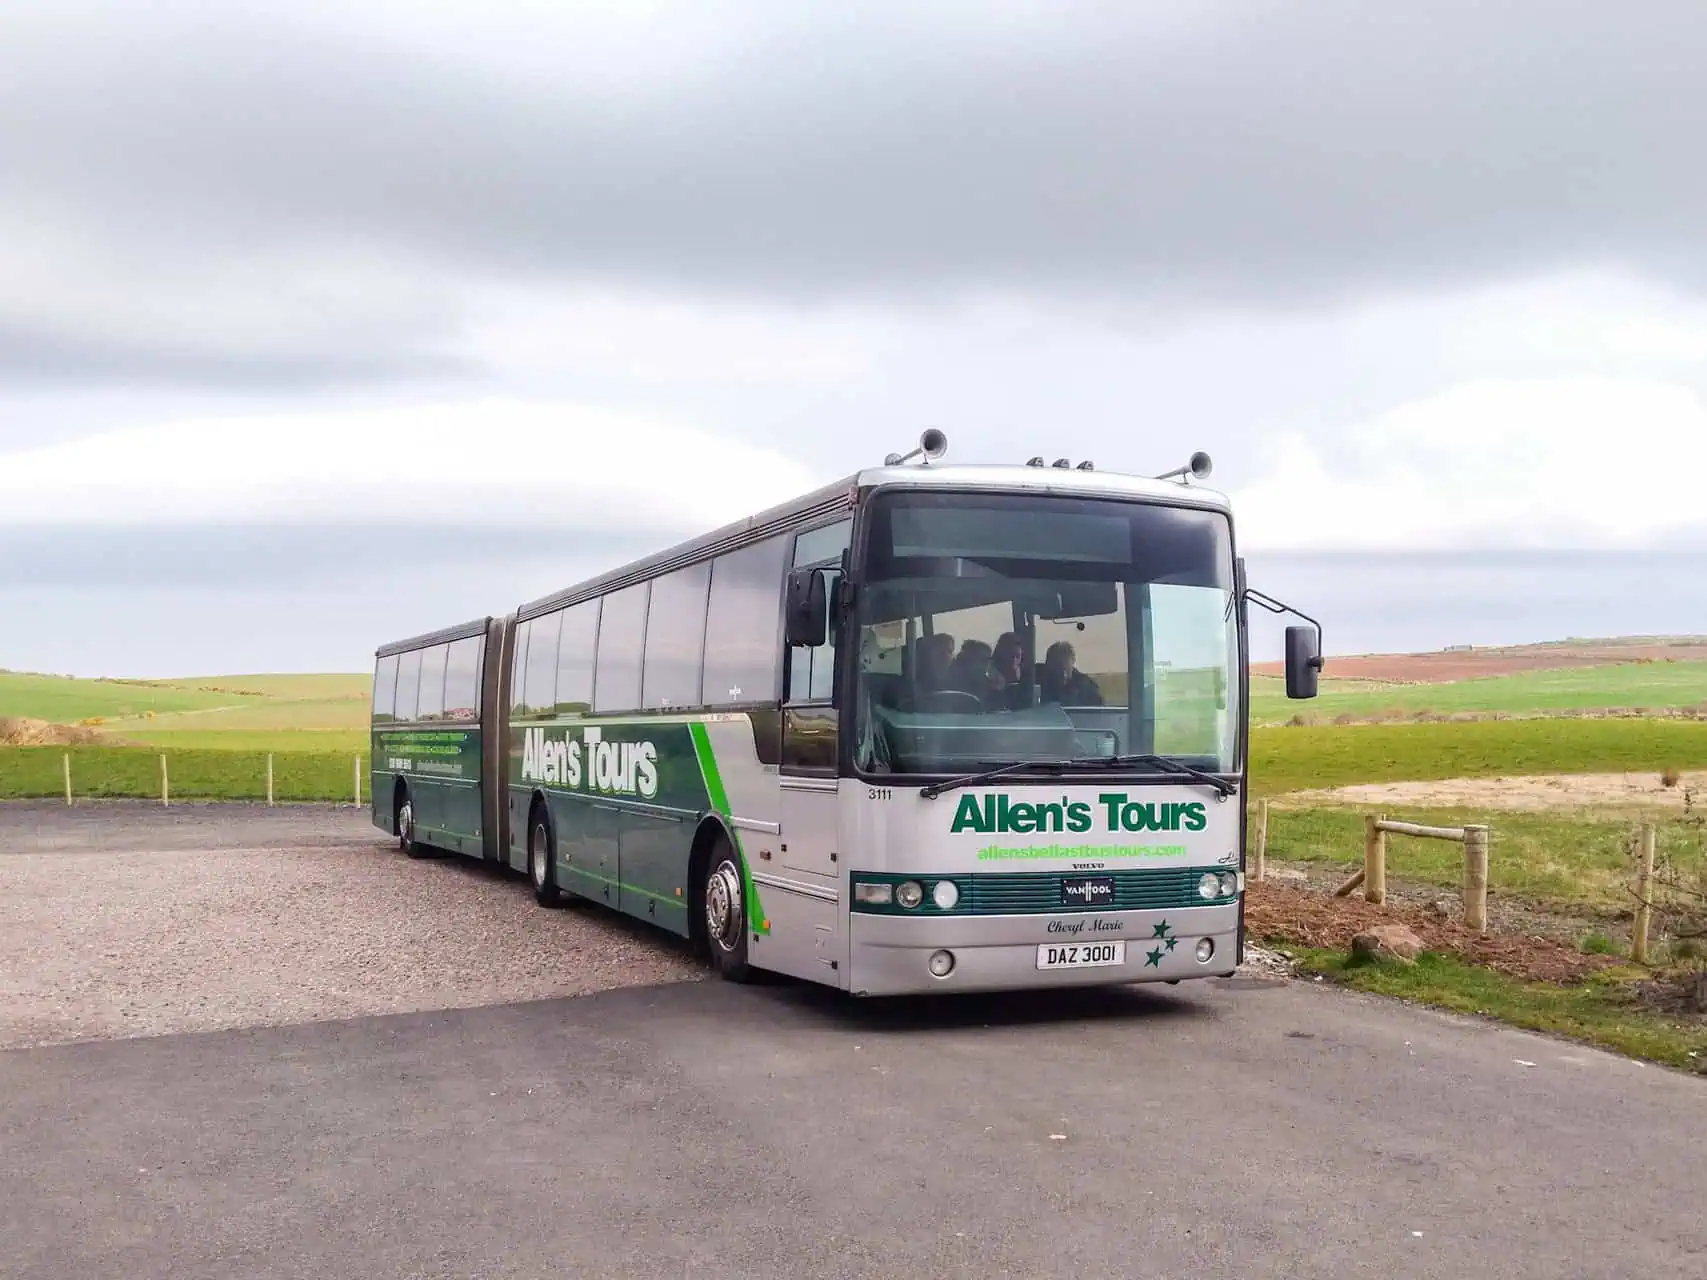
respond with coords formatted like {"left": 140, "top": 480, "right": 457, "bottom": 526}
{"left": 846, "top": 903, "right": 1240, "bottom": 996}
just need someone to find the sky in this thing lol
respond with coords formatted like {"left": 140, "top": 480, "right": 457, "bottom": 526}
{"left": 4, "top": 0, "right": 1706, "bottom": 677}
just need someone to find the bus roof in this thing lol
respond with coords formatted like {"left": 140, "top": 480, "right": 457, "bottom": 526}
{"left": 850, "top": 461, "right": 1231, "bottom": 509}
{"left": 374, "top": 615, "right": 492, "bottom": 659}
{"left": 512, "top": 459, "right": 1231, "bottom": 623}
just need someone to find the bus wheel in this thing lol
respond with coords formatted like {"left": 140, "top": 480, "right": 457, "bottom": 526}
{"left": 528, "top": 806, "right": 567, "bottom": 908}
{"left": 396, "top": 788, "right": 426, "bottom": 859}
{"left": 701, "top": 835, "right": 753, "bottom": 982}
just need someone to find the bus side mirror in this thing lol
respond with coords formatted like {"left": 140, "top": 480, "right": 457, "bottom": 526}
{"left": 1285, "top": 625, "right": 1321, "bottom": 699}
{"left": 785, "top": 568, "right": 829, "bottom": 649}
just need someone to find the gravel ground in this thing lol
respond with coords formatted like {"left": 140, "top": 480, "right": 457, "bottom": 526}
{"left": 1, "top": 801, "right": 1296, "bottom": 1053}
{"left": 0, "top": 802, "right": 704, "bottom": 1050}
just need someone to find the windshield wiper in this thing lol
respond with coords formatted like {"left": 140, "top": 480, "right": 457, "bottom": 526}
{"left": 1066, "top": 753, "right": 1237, "bottom": 798}
{"left": 919, "top": 760, "right": 1068, "bottom": 800}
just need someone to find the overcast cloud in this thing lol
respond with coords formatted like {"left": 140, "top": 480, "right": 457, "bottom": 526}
{"left": 3, "top": 0, "right": 1705, "bottom": 675}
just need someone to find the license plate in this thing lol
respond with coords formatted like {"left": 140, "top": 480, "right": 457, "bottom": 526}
{"left": 1036, "top": 941, "right": 1126, "bottom": 970}
{"left": 1061, "top": 875, "right": 1116, "bottom": 908}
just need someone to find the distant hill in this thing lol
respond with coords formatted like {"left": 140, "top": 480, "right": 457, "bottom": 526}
{"left": 0, "top": 671, "right": 369, "bottom": 752}
{"left": 1251, "top": 636, "right": 1707, "bottom": 685}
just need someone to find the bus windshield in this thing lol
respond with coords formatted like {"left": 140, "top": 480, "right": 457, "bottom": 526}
{"left": 851, "top": 489, "right": 1239, "bottom": 778}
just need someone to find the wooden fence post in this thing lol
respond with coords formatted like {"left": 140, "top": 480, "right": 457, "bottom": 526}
{"left": 1463, "top": 824, "right": 1489, "bottom": 933}
{"left": 160, "top": 754, "right": 169, "bottom": 808}
{"left": 1254, "top": 799, "right": 1269, "bottom": 883}
{"left": 63, "top": 753, "right": 72, "bottom": 806}
{"left": 1632, "top": 823, "right": 1657, "bottom": 965}
{"left": 1364, "top": 813, "right": 1387, "bottom": 905}
{"left": 267, "top": 754, "right": 275, "bottom": 807}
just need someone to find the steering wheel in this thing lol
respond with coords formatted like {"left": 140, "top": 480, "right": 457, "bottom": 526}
{"left": 919, "top": 690, "right": 986, "bottom": 714}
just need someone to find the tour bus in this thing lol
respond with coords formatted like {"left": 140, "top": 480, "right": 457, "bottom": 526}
{"left": 368, "top": 433, "right": 1322, "bottom": 995}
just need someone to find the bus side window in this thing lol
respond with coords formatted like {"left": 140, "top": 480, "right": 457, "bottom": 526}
{"left": 788, "top": 568, "right": 842, "bottom": 703}
{"left": 787, "top": 519, "right": 851, "bottom": 705}
{"left": 509, "top": 620, "right": 532, "bottom": 717}
{"left": 702, "top": 535, "right": 790, "bottom": 707}
{"left": 371, "top": 654, "right": 399, "bottom": 723}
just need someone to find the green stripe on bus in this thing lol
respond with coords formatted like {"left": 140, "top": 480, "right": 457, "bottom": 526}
{"left": 688, "top": 722, "right": 771, "bottom": 936}
{"left": 564, "top": 865, "right": 689, "bottom": 908}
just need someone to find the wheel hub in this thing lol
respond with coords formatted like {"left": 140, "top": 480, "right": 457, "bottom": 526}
{"left": 530, "top": 825, "right": 547, "bottom": 887}
{"left": 705, "top": 861, "right": 744, "bottom": 950}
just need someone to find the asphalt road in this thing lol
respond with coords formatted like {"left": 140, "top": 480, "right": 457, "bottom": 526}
{"left": 5, "top": 969, "right": 1705, "bottom": 1278}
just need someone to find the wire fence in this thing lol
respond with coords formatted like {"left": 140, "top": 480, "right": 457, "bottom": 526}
{"left": 0, "top": 746, "right": 368, "bottom": 805}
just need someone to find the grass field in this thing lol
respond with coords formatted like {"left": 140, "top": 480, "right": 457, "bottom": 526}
{"left": 8, "top": 654, "right": 1705, "bottom": 752}
{"left": 0, "top": 746, "right": 363, "bottom": 803}
{"left": 1247, "top": 717, "right": 1707, "bottom": 796}
{"left": 0, "top": 671, "right": 246, "bottom": 720}
{"left": 4, "top": 715, "right": 1703, "bottom": 802}
{"left": 1266, "top": 805, "right": 1705, "bottom": 913}
{"left": 0, "top": 670, "right": 370, "bottom": 752}
{"left": 1250, "top": 659, "right": 1707, "bottom": 725}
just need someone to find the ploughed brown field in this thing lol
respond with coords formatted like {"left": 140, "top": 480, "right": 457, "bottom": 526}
{"left": 1251, "top": 637, "right": 1707, "bottom": 684}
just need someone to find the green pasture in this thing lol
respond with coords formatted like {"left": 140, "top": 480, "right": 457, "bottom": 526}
{"left": 0, "top": 670, "right": 239, "bottom": 721}
{"left": 1251, "top": 660, "right": 1707, "bottom": 725}
{"left": 111, "top": 727, "right": 369, "bottom": 753}
{"left": 0, "top": 746, "right": 364, "bottom": 803}
{"left": 0, "top": 669, "right": 370, "bottom": 751}
{"left": 1246, "top": 718, "right": 1707, "bottom": 796}
{"left": 6, "top": 713, "right": 1705, "bottom": 803}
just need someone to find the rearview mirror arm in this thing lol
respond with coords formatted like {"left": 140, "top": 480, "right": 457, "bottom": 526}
{"left": 1243, "top": 589, "right": 1325, "bottom": 671}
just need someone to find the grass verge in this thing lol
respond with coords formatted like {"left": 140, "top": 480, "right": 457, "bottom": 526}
{"left": 0, "top": 746, "right": 365, "bottom": 802}
{"left": 1282, "top": 946, "right": 1707, "bottom": 1073}
{"left": 1265, "top": 805, "right": 1706, "bottom": 914}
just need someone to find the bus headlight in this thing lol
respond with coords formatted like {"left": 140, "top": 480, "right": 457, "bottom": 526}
{"left": 931, "top": 880, "right": 959, "bottom": 910}
{"left": 896, "top": 880, "right": 924, "bottom": 909}
{"left": 853, "top": 882, "right": 893, "bottom": 906}
{"left": 1196, "top": 938, "right": 1215, "bottom": 963}
{"left": 928, "top": 950, "right": 956, "bottom": 977}
{"left": 1219, "top": 871, "right": 1240, "bottom": 898}
{"left": 1197, "top": 873, "right": 1221, "bottom": 900}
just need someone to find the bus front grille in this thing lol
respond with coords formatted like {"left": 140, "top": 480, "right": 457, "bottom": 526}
{"left": 964, "top": 867, "right": 1229, "bottom": 914}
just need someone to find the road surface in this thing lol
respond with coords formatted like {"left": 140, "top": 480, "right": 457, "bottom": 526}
{"left": 2, "top": 803, "right": 1703, "bottom": 1277}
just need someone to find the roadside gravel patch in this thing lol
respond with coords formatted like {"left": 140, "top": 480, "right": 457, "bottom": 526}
{"left": 0, "top": 805, "right": 704, "bottom": 1050}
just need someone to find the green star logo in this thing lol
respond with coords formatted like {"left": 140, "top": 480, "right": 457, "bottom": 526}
{"left": 1164, "top": 936, "right": 1179, "bottom": 952}
{"left": 1151, "top": 920, "right": 1172, "bottom": 939}
{"left": 1145, "top": 946, "right": 1164, "bottom": 968}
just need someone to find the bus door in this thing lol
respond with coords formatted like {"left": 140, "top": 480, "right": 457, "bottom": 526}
{"left": 777, "top": 520, "right": 851, "bottom": 884}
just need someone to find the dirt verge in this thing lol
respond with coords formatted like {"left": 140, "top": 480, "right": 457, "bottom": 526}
{"left": 1282, "top": 771, "right": 1706, "bottom": 812}
{"left": 1244, "top": 881, "right": 1619, "bottom": 984}
{"left": 0, "top": 717, "right": 109, "bottom": 746}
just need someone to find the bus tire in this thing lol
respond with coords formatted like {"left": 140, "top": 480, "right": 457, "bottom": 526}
{"left": 527, "top": 803, "right": 567, "bottom": 908}
{"left": 700, "top": 832, "right": 754, "bottom": 982}
{"left": 395, "top": 784, "right": 429, "bottom": 859}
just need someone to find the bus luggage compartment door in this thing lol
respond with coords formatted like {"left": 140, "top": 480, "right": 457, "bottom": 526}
{"left": 779, "top": 776, "right": 840, "bottom": 879}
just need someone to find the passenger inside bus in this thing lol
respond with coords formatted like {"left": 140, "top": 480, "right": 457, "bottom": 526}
{"left": 911, "top": 632, "right": 954, "bottom": 694}
{"left": 1039, "top": 640, "right": 1103, "bottom": 706}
